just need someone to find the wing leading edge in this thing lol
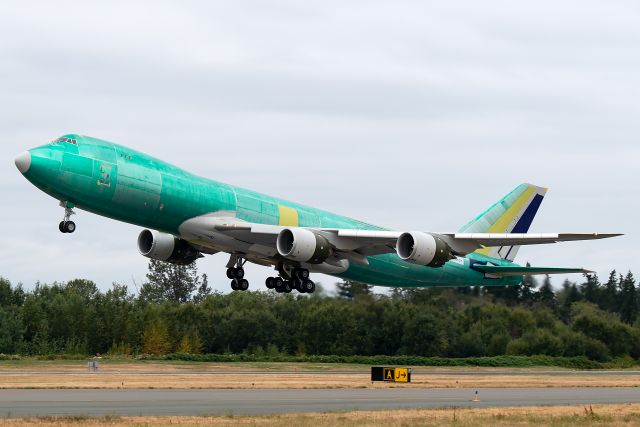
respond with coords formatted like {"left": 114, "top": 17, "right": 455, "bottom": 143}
{"left": 202, "top": 217, "right": 621, "bottom": 255}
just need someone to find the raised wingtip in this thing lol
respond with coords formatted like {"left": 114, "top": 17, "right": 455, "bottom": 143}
{"left": 523, "top": 183, "right": 549, "bottom": 195}
{"left": 595, "top": 233, "right": 624, "bottom": 238}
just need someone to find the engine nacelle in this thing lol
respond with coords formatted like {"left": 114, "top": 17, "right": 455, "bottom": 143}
{"left": 276, "top": 228, "right": 331, "bottom": 264}
{"left": 396, "top": 231, "right": 452, "bottom": 267}
{"left": 137, "top": 229, "right": 202, "bottom": 265}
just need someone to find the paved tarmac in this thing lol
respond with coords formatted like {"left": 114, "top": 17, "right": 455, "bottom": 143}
{"left": 1, "top": 387, "right": 640, "bottom": 418}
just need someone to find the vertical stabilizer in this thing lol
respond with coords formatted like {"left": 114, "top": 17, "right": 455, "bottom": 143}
{"left": 458, "top": 183, "right": 547, "bottom": 261}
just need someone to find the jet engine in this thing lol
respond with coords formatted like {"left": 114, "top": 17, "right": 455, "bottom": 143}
{"left": 137, "top": 229, "right": 202, "bottom": 265}
{"left": 276, "top": 228, "right": 331, "bottom": 264}
{"left": 396, "top": 231, "right": 453, "bottom": 267}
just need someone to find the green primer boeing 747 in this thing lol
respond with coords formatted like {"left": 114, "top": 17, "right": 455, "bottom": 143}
{"left": 15, "top": 135, "right": 621, "bottom": 293}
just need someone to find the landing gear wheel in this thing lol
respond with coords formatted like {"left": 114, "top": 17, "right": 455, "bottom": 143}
{"left": 231, "top": 279, "right": 239, "bottom": 291}
{"left": 283, "top": 281, "right": 292, "bottom": 293}
{"left": 63, "top": 221, "right": 76, "bottom": 233}
{"left": 266, "top": 277, "right": 275, "bottom": 289}
{"left": 59, "top": 221, "right": 66, "bottom": 233}
{"left": 273, "top": 277, "right": 284, "bottom": 293}
{"left": 302, "top": 280, "right": 315, "bottom": 293}
{"left": 294, "top": 268, "right": 310, "bottom": 280}
{"left": 292, "top": 278, "right": 304, "bottom": 292}
{"left": 238, "top": 279, "right": 249, "bottom": 291}
{"left": 226, "top": 267, "right": 245, "bottom": 280}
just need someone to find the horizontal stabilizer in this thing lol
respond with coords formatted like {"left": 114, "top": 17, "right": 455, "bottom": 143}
{"left": 473, "top": 265, "right": 592, "bottom": 277}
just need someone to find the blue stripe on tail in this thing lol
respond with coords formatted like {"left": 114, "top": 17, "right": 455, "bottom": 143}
{"left": 511, "top": 193, "right": 544, "bottom": 234}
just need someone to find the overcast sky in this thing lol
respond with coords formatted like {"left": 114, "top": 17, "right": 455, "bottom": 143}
{"left": 1, "top": 1, "right": 638, "bottom": 294}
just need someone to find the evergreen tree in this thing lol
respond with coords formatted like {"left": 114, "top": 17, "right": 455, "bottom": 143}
{"left": 537, "top": 275, "right": 556, "bottom": 311}
{"left": 140, "top": 260, "right": 205, "bottom": 303}
{"left": 193, "top": 274, "right": 211, "bottom": 303}
{"left": 602, "top": 270, "right": 618, "bottom": 312}
{"left": 580, "top": 273, "right": 600, "bottom": 304}
{"left": 559, "top": 279, "right": 582, "bottom": 322}
{"left": 520, "top": 262, "right": 538, "bottom": 304}
{"left": 351, "top": 282, "right": 374, "bottom": 300}
{"left": 618, "top": 271, "right": 638, "bottom": 324}
{"left": 335, "top": 280, "right": 373, "bottom": 300}
{"left": 485, "top": 284, "right": 520, "bottom": 306}
{"left": 335, "top": 280, "right": 353, "bottom": 299}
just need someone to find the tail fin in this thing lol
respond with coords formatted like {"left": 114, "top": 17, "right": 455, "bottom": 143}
{"left": 459, "top": 183, "right": 548, "bottom": 261}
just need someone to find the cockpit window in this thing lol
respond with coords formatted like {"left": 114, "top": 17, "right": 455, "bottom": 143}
{"left": 52, "top": 137, "right": 77, "bottom": 145}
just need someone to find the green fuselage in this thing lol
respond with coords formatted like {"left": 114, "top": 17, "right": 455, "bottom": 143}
{"left": 21, "top": 135, "right": 520, "bottom": 288}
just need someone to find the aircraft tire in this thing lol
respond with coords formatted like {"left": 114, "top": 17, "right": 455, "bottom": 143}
{"left": 239, "top": 279, "right": 249, "bottom": 291}
{"left": 230, "top": 279, "right": 238, "bottom": 291}
{"left": 226, "top": 269, "right": 234, "bottom": 279}
{"left": 232, "top": 268, "right": 244, "bottom": 280}
{"left": 59, "top": 221, "right": 66, "bottom": 233}
{"left": 303, "top": 280, "right": 315, "bottom": 293}
{"left": 265, "top": 277, "right": 275, "bottom": 289}
{"left": 292, "top": 278, "right": 303, "bottom": 291}
{"left": 64, "top": 221, "right": 76, "bottom": 233}
{"left": 273, "top": 277, "right": 284, "bottom": 292}
{"left": 283, "top": 281, "right": 292, "bottom": 293}
{"left": 299, "top": 269, "right": 310, "bottom": 280}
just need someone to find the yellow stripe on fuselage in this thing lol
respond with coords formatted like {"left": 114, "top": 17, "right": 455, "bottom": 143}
{"left": 278, "top": 205, "right": 299, "bottom": 226}
{"left": 475, "top": 187, "right": 536, "bottom": 255}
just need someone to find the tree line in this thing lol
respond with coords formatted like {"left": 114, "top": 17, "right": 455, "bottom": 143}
{"left": 0, "top": 260, "right": 639, "bottom": 363}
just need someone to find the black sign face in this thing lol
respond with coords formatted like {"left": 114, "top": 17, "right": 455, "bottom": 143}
{"left": 371, "top": 366, "right": 384, "bottom": 381}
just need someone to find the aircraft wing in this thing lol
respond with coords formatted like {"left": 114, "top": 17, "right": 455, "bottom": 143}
{"left": 332, "top": 230, "right": 622, "bottom": 255}
{"left": 182, "top": 216, "right": 621, "bottom": 261}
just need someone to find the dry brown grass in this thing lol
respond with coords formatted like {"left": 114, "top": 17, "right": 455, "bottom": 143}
{"left": 1, "top": 372, "right": 639, "bottom": 389}
{"left": 0, "top": 361, "right": 367, "bottom": 372}
{"left": 2, "top": 404, "right": 640, "bottom": 426}
{"left": 1, "top": 362, "right": 639, "bottom": 389}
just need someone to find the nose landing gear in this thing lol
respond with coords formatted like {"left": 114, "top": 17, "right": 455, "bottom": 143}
{"left": 59, "top": 202, "right": 76, "bottom": 234}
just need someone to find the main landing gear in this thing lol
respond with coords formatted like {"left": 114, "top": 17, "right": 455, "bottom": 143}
{"left": 227, "top": 256, "right": 249, "bottom": 291}
{"left": 225, "top": 256, "right": 316, "bottom": 294}
{"left": 265, "top": 267, "right": 316, "bottom": 294}
{"left": 58, "top": 202, "right": 76, "bottom": 233}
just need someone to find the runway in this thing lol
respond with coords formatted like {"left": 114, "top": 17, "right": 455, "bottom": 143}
{"left": 2, "top": 387, "right": 640, "bottom": 418}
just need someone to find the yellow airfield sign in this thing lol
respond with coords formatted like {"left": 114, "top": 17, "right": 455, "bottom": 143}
{"left": 371, "top": 367, "right": 411, "bottom": 383}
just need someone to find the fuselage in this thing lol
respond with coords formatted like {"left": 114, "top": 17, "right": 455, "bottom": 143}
{"left": 18, "top": 134, "right": 521, "bottom": 288}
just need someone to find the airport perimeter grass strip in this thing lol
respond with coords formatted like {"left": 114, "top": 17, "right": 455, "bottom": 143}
{"left": 2, "top": 404, "right": 640, "bottom": 426}
{"left": 4, "top": 354, "right": 637, "bottom": 369}
{"left": 3, "top": 370, "right": 640, "bottom": 389}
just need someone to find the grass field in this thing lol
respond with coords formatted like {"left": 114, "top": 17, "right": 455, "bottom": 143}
{"left": 0, "top": 360, "right": 639, "bottom": 389}
{"left": 2, "top": 404, "right": 640, "bottom": 426}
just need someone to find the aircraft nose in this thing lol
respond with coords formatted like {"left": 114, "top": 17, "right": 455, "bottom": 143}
{"left": 15, "top": 151, "right": 31, "bottom": 174}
